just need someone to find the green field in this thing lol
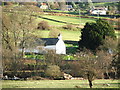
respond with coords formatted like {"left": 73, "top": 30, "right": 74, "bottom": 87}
{"left": 93, "top": 2, "right": 118, "bottom": 6}
{"left": 34, "top": 30, "right": 81, "bottom": 41}
{"left": 34, "top": 14, "right": 119, "bottom": 41}
{"left": 36, "top": 15, "right": 96, "bottom": 26}
{"left": 2, "top": 79, "right": 119, "bottom": 88}
{"left": 34, "top": 30, "right": 119, "bottom": 41}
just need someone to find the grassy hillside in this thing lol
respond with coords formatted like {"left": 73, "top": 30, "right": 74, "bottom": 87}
{"left": 35, "top": 15, "right": 96, "bottom": 26}
{"left": 34, "top": 30, "right": 81, "bottom": 41}
{"left": 34, "top": 30, "right": 119, "bottom": 41}
{"left": 93, "top": 2, "right": 118, "bottom": 6}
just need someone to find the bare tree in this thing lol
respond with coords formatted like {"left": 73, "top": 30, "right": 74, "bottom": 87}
{"left": 2, "top": 6, "right": 39, "bottom": 75}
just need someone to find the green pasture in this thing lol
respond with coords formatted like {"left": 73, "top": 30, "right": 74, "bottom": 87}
{"left": 93, "top": 2, "right": 118, "bottom": 6}
{"left": 34, "top": 30, "right": 81, "bottom": 41}
{"left": 36, "top": 15, "right": 96, "bottom": 26}
{"left": 35, "top": 17, "right": 66, "bottom": 26}
{"left": 33, "top": 29, "right": 119, "bottom": 41}
{"left": 44, "top": 9, "right": 69, "bottom": 13}
{"left": 2, "top": 79, "right": 119, "bottom": 88}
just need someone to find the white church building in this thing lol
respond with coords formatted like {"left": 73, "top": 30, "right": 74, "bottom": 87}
{"left": 24, "top": 34, "right": 66, "bottom": 54}
{"left": 42, "top": 34, "right": 66, "bottom": 54}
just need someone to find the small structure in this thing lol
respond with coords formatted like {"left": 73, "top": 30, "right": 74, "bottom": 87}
{"left": 63, "top": 73, "right": 73, "bottom": 80}
{"left": 90, "top": 7, "right": 107, "bottom": 15}
{"left": 40, "top": 3, "right": 48, "bottom": 9}
{"left": 41, "top": 34, "right": 66, "bottom": 54}
{"left": 24, "top": 34, "right": 66, "bottom": 54}
{"left": 66, "top": 5, "right": 74, "bottom": 11}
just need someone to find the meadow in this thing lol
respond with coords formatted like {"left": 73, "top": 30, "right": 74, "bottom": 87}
{"left": 34, "top": 14, "right": 119, "bottom": 41}
{"left": 34, "top": 30, "right": 81, "bottom": 41}
{"left": 34, "top": 30, "right": 119, "bottom": 41}
{"left": 36, "top": 15, "right": 96, "bottom": 26}
{"left": 2, "top": 79, "right": 119, "bottom": 88}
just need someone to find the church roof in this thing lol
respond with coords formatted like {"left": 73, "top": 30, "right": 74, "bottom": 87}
{"left": 41, "top": 38, "right": 59, "bottom": 46}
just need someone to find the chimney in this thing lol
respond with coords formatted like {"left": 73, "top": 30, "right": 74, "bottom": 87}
{"left": 58, "top": 33, "right": 62, "bottom": 39}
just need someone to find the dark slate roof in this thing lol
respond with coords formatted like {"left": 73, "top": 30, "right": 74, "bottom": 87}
{"left": 66, "top": 5, "right": 73, "bottom": 8}
{"left": 40, "top": 38, "right": 59, "bottom": 46}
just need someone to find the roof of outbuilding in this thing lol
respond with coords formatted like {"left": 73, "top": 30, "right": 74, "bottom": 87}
{"left": 41, "top": 38, "right": 59, "bottom": 46}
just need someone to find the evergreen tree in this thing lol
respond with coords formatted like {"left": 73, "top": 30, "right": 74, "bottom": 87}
{"left": 78, "top": 19, "right": 116, "bottom": 50}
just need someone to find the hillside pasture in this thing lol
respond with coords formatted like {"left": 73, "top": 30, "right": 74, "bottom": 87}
{"left": 34, "top": 30, "right": 81, "bottom": 41}
{"left": 36, "top": 15, "right": 96, "bottom": 26}
{"left": 93, "top": 2, "right": 118, "bottom": 6}
{"left": 34, "top": 29, "right": 119, "bottom": 41}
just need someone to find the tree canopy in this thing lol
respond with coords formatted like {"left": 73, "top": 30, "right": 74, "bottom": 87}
{"left": 78, "top": 19, "right": 116, "bottom": 50}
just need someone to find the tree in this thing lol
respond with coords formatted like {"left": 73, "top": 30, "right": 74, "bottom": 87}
{"left": 96, "top": 50, "right": 113, "bottom": 79}
{"left": 112, "top": 39, "right": 120, "bottom": 79}
{"left": 44, "top": 50, "right": 62, "bottom": 66}
{"left": 71, "top": 1, "right": 77, "bottom": 9}
{"left": 2, "top": 6, "right": 39, "bottom": 75}
{"left": 58, "top": 0, "right": 66, "bottom": 11}
{"left": 87, "top": 71, "right": 95, "bottom": 88}
{"left": 99, "top": 36, "right": 118, "bottom": 54}
{"left": 78, "top": 19, "right": 116, "bottom": 50}
{"left": 45, "top": 65, "right": 63, "bottom": 79}
{"left": 47, "top": 2, "right": 60, "bottom": 10}
{"left": 2, "top": 13, "right": 24, "bottom": 74}
{"left": 37, "top": 21, "right": 50, "bottom": 30}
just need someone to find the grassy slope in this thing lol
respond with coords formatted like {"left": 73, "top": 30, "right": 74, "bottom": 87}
{"left": 34, "top": 30, "right": 119, "bottom": 41}
{"left": 35, "top": 17, "right": 66, "bottom": 26}
{"left": 93, "top": 2, "right": 118, "bottom": 6}
{"left": 34, "top": 30, "right": 81, "bottom": 41}
{"left": 39, "top": 15, "right": 96, "bottom": 25}
{"left": 34, "top": 14, "right": 119, "bottom": 41}
{"left": 2, "top": 79, "right": 119, "bottom": 88}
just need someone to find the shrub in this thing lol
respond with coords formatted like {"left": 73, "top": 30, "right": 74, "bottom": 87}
{"left": 63, "top": 24, "right": 73, "bottom": 30}
{"left": 44, "top": 50, "right": 62, "bottom": 65}
{"left": 49, "top": 29, "right": 60, "bottom": 38}
{"left": 37, "top": 21, "right": 50, "bottom": 30}
{"left": 45, "top": 65, "right": 63, "bottom": 79}
{"left": 63, "top": 24, "right": 79, "bottom": 31}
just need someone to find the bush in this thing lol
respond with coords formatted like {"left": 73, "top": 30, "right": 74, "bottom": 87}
{"left": 45, "top": 65, "right": 63, "bottom": 79}
{"left": 63, "top": 24, "right": 79, "bottom": 31}
{"left": 49, "top": 29, "right": 60, "bottom": 38}
{"left": 63, "top": 24, "right": 73, "bottom": 30}
{"left": 37, "top": 21, "right": 50, "bottom": 30}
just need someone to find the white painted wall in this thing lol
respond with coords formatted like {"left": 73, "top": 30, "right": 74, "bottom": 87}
{"left": 40, "top": 5, "right": 48, "bottom": 9}
{"left": 91, "top": 10, "right": 106, "bottom": 15}
{"left": 44, "top": 45, "right": 56, "bottom": 50}
{"left": 56, "top": 39, "right": 66, "bottom": 54}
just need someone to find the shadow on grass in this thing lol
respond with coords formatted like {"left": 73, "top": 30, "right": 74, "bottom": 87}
{"left": 37, "top": 15, "right": 79, "bottom": 25}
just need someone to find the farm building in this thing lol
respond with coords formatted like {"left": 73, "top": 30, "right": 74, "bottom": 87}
{"left": 24, "top": 34, "right": 66, "bottom": 54}
{"left": 90, "top": 7, "right": 108, "bottom": 15}
{"left": 66, "top": 5, "right": 74, "bottom": 11}
{"left": 40, "top": 3, "right": 48, "bottom": 9}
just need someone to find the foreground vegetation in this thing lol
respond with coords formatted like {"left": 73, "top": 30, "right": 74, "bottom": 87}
{"left": 2, "top": 79, "right": 119, "bottom": 88}
{"left": 2, "top": 3, "right": 120, "bottom": 89}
